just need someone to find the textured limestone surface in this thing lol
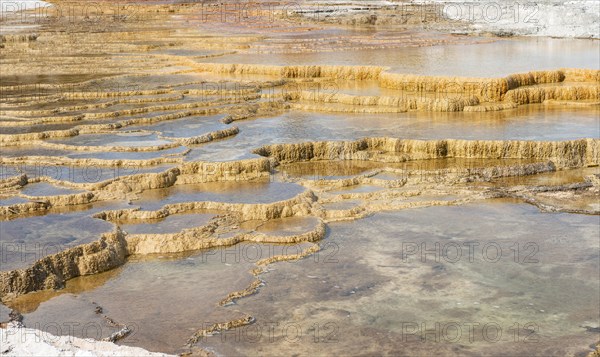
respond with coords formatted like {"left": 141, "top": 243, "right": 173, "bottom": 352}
{"left": 1, "top": 0, "right": 598, "bottom": 356}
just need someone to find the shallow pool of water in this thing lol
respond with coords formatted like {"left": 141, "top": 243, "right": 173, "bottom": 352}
{"left": 118, "top": 211, "right": 220, "bottom": 234}
{"left": 47, "top": 132, "right": 174, "bottom": 148}
{"left": 11, "top": 241, "right": 315, "bottom": 354}
{"left": 0, "top": 206, "right": 119, "bottom": 271}
{"left": 188, "top": 106, "right": 599, "bottom": 161}
{"left": 245, "top": 216, "right": 322, "bottom": 236}
{"left": 19, "top": 182, "right": 85, "bottom": 197}
{"left": 199, "top": 200, "right": 600, "bottom": 356}
{"left": 133, "top": 180, "right": 307, "bottom": 210}
{"left": 201, "top": 38, "right": 600, "bottom": 77}
{"left": 0, "top": 164, "right": 176, "bottom": 184}
{"left": 123, "top": 115, "right": 228, "bottom": 138}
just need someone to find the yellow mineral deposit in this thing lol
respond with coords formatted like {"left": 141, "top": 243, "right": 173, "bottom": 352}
{"left": 0, "top": 0, "right": 598, "bottom": 356}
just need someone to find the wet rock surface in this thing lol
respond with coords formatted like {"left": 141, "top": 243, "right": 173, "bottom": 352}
{"left": 0, "top": 0, "right": 598, "bottom": 356}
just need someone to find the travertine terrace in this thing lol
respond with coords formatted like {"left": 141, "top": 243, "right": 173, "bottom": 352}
{"left": 0, "top": 1, "right": 599, "bottom": 356}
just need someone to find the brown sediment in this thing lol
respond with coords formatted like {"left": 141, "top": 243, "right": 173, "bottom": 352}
{"left": 253, "top": 138, "right": 600, "bottom": 168}
{"left": 219, "top": 267, "right": 265, "bottom": 306}
{"left": 166, "top": 126, "right": 239, "bottom": 145}
{"left": 196, "top": 241, "right": 322, "bottom": 348}
{"left": 95, "top": 189, "right": 317, "bottom": 224}
{"left": 255, "top": 243, "right": 321, "bottom": 266}
{"left": 187, "top": 65, "right": 599, "bottom": 109}
{"left": 186, "top": 315, "right": 255, "bottom": 347}
{"left": 4, "top": 136, "right": 591, "bottom": 218}
{"left": 218, "top": 242, "right": 321, "bottom": 306}
{"left": 588, "top": 343, "right": 600, "bottom": 357}
{"left": 278, "top": 89, "right": 480, "bottom": 112}
{"left": 195, "top": 63, "right": 384, "bottom": 80}
{"left": 123, "top": 209, "right": 324, "bottom": 256}
{"left": 504, "top": 85, "right": 600, "bottom": 105}
{"left": 0, "top": 97, "right": 261, "bottom": 141}
{"left": 0, "top": 192, "right": 97, "bottom": 217}
{"left": 1, "top": 142, "right": 590, "bottom": 301}
{"left": 0, "top": 155, "right": 185, "bottom": 168}
{"left": 379, "top": 69, "right": 598, "bottom": 104}
{"left": 293, "top": 161, "right": 558, "bottom": 191}
{"left": 463, "top": 102, "right": 518, "bottom": 112}
{"left": 0, "top": 190, "right": 322, "bottom": 300}
{"left": 497, "top": 176, "right": 600, "bottom": 215}
{"left": 0, "top": 229, "right": 128, "bottom": 300}
{"left": 1, "top": 134, "right": 596, "bottom": 296}
{"left": 0, "top": 158, "right": 273, "bottom": 217}
{"left": 564, "top": 68, "right": 600, "bottom": 82}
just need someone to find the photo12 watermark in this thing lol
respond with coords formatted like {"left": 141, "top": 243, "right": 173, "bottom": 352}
{"left": 400, "top": 321, "right": 540, "bottom": 344}
{"left": 200, "top": 241, "right": 339, "bottom": 265}
{"left": 401, "top": 241, "right": 539, "bottom": 264}
{"left": 199, "top": 320, "right": 339, "bottom": 344}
